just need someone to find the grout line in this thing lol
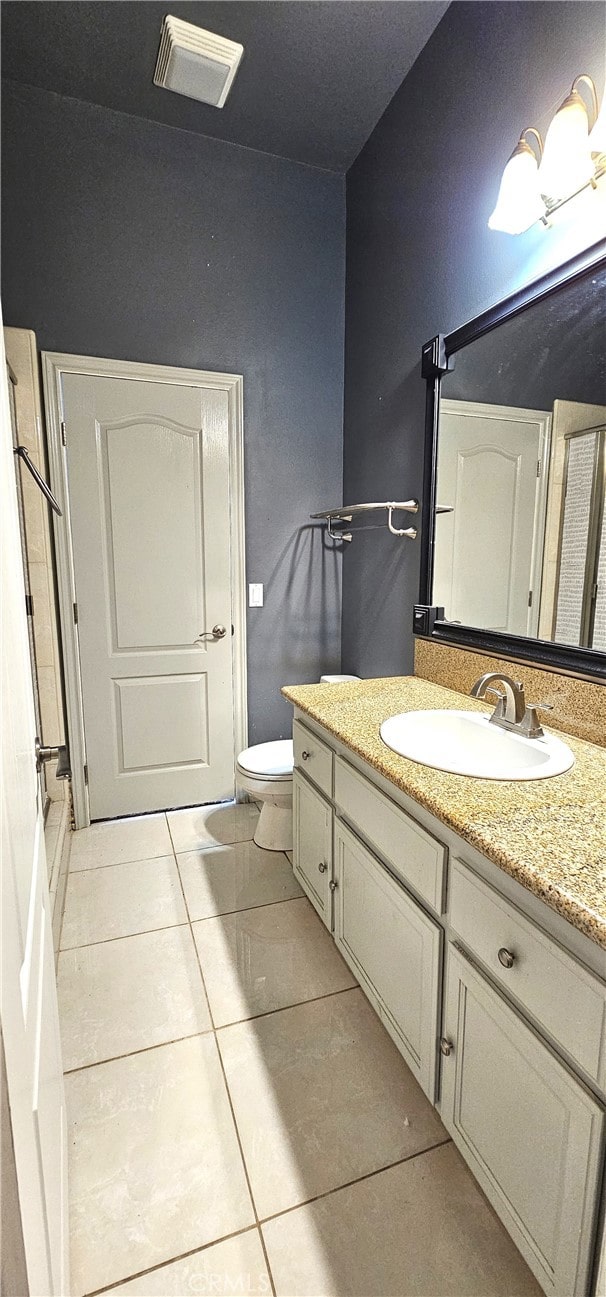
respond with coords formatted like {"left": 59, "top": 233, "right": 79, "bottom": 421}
{"left": 213, "top": 982, "right": 359, "bottom": 1033}
{"left": 81, "top": 1223, "right": 265, "bottom": 1297}
{"left": 62, "top": 1027, "right": 216, "bottom": 1076}
{"left": 168, "top": 822, "right": 216, "bottom": 1034}
{"left": 68, "top": 848, "right": 174, "bottom": 874}
{"left": 255, "top": 1225, "right": 276, "bottom": 1297}
{"left": 59, "top": 919, "right": 188, "bottom": 953}
{"left": 212, "top": 1035, "right": 277, "bottom": 1297}
{"left": 187, "top": 889, "right": 307, "bottom": 925}
{"left": 257, "top": 1136, "right": 454, "bottom": 1227}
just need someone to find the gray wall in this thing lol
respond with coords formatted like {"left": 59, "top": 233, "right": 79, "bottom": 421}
{"left": 342, "top": 1, "right": 606, "bottom": 678}
{"left": 1, "top": 81, "right": 345, "bottom": 743}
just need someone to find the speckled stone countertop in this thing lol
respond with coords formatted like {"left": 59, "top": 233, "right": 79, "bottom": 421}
{"left": 281, "top": 676, "right": 606, "bottom": 952}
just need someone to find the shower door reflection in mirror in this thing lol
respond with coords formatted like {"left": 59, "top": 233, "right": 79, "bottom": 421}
{"left": 432, "top": 265, "right": 606, "bottom": 651}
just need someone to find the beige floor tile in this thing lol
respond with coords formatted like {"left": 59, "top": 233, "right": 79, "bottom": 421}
{"left": 193, "top": 897, "right": 356, "bottom": 1027}
{"left": 61, "top": 856, "right": 187, "bottom": 949}
{"left": 104, "top": 1229, "right": 270, "bottom": 1295}
{"left": 58, "top": 926, "right": 211, "bottom": 1070}
{"left": 262, "top": 1142, "right": 542, "bottom": 1297}
{"left": 178, "top": 840, "right": 303, "bottom": 920}
{"left": 70, "top": 813, "right": 172, "bottom": 871}
{"left": 67, "top": 1035, "right": 255, "bottom": 1295}
{"left": 168, "top": 801, "right": 259, "bottom": 853}
{"left": 218, "top": 987, "right": 446, "bottom": 1218}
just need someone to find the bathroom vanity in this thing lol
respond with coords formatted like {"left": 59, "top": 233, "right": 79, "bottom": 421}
{"left": 282, "top": 676, "right": 606, "bottom": 1297}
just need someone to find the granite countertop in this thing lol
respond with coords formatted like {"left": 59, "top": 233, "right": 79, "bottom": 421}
{"left": 281, "top": 676, "right": 606, "bottom": 952}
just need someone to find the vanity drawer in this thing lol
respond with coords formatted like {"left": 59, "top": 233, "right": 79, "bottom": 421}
{"left": 450, "top": 858, "right": 606, "bottom": 1090}
{"left": 293, "top": 719, "right": 333, "bottom": 798}
{"left": 334, "top": 757, "right": 446, "bottom": 913}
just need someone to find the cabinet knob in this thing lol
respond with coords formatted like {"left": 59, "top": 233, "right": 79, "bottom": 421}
{"left": 301, "top": 750, "right": 310, "bottom": 761}
{"left": 318, "top": 862, "right": 327, "bottom": 873}
{"left": 329, "top": 880, "right": 338, "bottom": 893}
{"left": 439, "top": 1037, "right": 454, "bottom": 1057}
{"left": 498, "top": 947, "right": 515, "bottom": 969}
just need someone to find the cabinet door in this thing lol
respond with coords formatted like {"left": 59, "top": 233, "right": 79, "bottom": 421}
{"left": 292, "top": 770, "right": 333, "bottom": 929}
{"left": 333, "top": 819, "right": 441, "bottom": 1101}
{"left": 441, "top": 944, "right": 604, "bottom": 1297}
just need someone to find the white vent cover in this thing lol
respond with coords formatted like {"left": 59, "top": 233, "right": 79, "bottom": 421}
{"left": 153, "top": 15, "right": 244, "bottom": 108}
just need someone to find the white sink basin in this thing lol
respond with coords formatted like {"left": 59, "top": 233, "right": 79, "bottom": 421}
{"left": 379, "top": 710, "right": 575, "bottom": 780}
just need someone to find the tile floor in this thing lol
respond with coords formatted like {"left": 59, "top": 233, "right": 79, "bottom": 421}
{"left": 59, "top": 801, "right": 542, "bottom": 1297}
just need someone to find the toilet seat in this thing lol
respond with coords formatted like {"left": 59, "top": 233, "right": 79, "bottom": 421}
{"left": 237, "top": 739, "right": 293, "bottom": 781}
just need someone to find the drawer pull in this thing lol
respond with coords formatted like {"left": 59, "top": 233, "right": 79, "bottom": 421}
{"left": 498, "top": 947, "right": 515, "bottom": 969}
{"left": 440, "top": 1037, "right": 454, "bottom": 1057}
{"left": 301, "top": 750, "right": 310, "bottom": 761}
{"left": 329, "top": 879, "right": 338, "bottom": 893}
{"left": 318, "top": 862, "right": 327, "bottom": 873}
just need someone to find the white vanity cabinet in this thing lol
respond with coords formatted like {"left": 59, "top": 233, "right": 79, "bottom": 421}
{"left": 441, "top": 944, "right": 604, "bottom": 1297}
{"left": 290, "top": 707, "right": 606, "bottom": 1297}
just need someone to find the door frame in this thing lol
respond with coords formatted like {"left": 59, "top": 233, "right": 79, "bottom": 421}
{"left": 42, "top": 352, "right": 247, "bottom": 828}
{"left": 439, "top": 398, "right": 551, "bottom": 637}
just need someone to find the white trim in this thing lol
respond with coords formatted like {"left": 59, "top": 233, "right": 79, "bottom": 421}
{"left": 42, "top": 352, "right": 247, "bottom": 828}
{"left": 440, "top": 398, "right": 551, "bottom": 638}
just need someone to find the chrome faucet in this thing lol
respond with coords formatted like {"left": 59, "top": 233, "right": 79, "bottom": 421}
{"left": 470, "top": 673, "right": 552, "bottom": 739}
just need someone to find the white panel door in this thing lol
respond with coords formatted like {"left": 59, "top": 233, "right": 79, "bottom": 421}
{"left": 62, "top": 373, "right": 236, "bottom": 819}
{"left": 434, "top": 400, "right": 550, "bottom": 635}
{"left": 1, "top": 327, "right": 68, "bottom": 1293}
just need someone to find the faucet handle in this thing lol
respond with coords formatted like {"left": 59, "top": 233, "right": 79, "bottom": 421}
{"left": 483, "top": 685, "right": 506, "bottom": 713}
{"left": 524, "top": 701, "right": 554, "bottom": 738}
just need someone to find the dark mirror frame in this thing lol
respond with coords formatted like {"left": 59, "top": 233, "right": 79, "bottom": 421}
{"left": 418, "top": 237, "right": 606, "bottom": 682}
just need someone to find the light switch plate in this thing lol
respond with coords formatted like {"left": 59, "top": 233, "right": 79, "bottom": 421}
{"left": 249, "top": 583, "right": 263, "bottom": 607}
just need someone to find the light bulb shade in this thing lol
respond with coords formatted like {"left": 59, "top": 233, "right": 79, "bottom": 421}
{"left": 538, "top": 91, "right": 595, "bottom": 200}
{"left": 488, "top": 144, "right": 545, "bottom": 234}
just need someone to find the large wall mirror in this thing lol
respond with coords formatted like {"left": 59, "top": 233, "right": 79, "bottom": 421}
{"left": 420, "top": 241, "right": 606, "bottom": 678}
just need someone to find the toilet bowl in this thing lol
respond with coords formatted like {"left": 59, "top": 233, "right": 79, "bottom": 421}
{"left": 236, "top": 739, "right": 294, "bottom": 851}
{"left": 236, "top": 676, "right": 360, "bottom": 852}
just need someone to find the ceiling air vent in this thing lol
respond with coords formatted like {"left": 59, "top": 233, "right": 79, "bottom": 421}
{"left": 153, "top": 15, "right": 244, "bottom": 108}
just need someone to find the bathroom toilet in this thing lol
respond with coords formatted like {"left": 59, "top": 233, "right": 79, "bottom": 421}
{"left": 236, "top": 675, "right": 359, "bottom": 851}
{"left": 236, "top": 739, "right": 295, "bottom": 851}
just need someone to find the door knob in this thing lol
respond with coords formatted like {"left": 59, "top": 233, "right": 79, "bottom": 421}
{"left": 36, "top": 739, "right": 59, "bottom": 767}
{"left": 197, "top": 625, "right": 227, "bottom": 641}
{"left": 35, "top": 738, "right": 71, "bottom": 778}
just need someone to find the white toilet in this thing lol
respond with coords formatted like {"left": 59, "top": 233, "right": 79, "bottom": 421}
{"left": 236, "top": 675, "right": 359, "bottom": 851}
{"left": 236, "top": 739, "right": 295, "bottom": 851}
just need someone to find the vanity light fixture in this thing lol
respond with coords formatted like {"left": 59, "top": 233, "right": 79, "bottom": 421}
{"left": 489, "top": 74, "right": 606, "bottom": 234}
{"left": 539, "top": 75, "right": 597, "bottom": 199}
{"left": 488, "top": 128, "right": 545, "bottom": 235}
